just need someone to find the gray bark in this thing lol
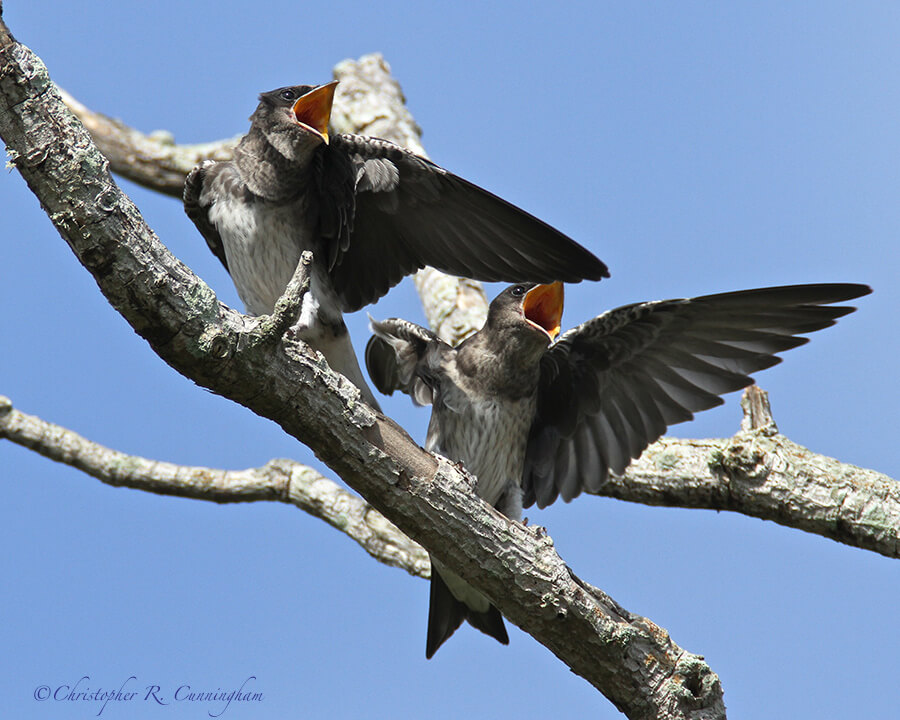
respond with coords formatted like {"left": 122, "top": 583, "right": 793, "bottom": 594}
{"left": 606, "top": 387, "right": 900, "bottom": 559}
{"left": 6, "top": 383, "right": 896, "bottom": 566}
{"left": 0, "top": 394, "right": 431, "bottom": 578}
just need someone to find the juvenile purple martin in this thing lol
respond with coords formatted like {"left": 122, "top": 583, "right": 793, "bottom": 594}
{"left": 184, "top": 82, "right": 609, "bottom": 408}
{"left": 365, "top": 281, "right": 870, "bottom": 656}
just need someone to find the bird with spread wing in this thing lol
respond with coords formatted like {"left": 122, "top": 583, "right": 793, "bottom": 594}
{"left": 184, "top": 82, "right": 608, "bottom": 408}
{"left": 366, "top": 281, "right": 871, "bottom": 656}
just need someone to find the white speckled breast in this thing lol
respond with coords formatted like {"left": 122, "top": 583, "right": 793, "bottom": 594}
{"left": 207, "top": 191, "right": 310, "bottom": 317}
{"left": 428, "top": 385, "right": 536, "bottom": 520}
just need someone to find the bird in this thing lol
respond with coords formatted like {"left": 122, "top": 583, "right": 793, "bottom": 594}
{"left": 365, "top": 280, "right": 871, "bottom": 656}
{"left": 183, "top": 82, "right": 609, "bottom": 408}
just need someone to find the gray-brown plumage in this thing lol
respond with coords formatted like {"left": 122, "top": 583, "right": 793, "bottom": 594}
{"left": 184, "top": 82, "right": 609, "bottom": 408}
{"left": 366, "top": 281, "right": 871, "bottom": 656}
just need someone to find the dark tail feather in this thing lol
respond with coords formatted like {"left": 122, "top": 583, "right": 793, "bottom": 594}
{"left": 425, "top": 570, "right": 509, "bottom": 659}
{"left": 465, "top": 603, "right": 509, "bottom": 647}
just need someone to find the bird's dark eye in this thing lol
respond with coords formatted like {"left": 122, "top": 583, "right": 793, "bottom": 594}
{"left": 280, "top": 89, "right": 297, "bottom": 101}
{"left": 511, "top": 285, "right": 527, "bottom": 297}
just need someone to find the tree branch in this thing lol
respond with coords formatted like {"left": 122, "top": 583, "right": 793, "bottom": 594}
{"left": 56, "top": 87, "right": 239, "bottom": 198}
{"left": 11, "top": 376, "right": 892, "bottom": 567}
{"left": 56, "top": 54, "right": 488, "bottom": 568}
{"left": 600, "top": 386, "right": 900, "bottom": 559}
{"left": 0, "top": 17, "right": 724, "bottom": 719}
{"left": 0, "top": 394, "right": 430, "bottom": 578}
{"left": 56, "top": 53, "right": 431, "bottom": 198}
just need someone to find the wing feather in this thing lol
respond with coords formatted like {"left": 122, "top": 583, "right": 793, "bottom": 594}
{"left": 365, "top": 317, "right": 447, "bottom": 406}
{"left": 183, "top": 161, "right": 230, "bottom": 271}
{"left": 522, "top": 283, "right": 871, "bottom": 508}
{"left": 326, "top": 135, "right": 609, "bottom": 313}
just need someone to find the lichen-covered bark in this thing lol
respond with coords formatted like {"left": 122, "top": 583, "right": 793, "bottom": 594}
{"left": 0, "top": 16, "right": 725, "bottom": 719}
{"left": 594, "top": 388, "right": 900, "bottom": 559}
{"left": 605, "top": 435, "right": 900, "bottom": 560}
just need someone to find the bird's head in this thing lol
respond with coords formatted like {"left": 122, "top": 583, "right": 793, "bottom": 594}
{"left": 487, "top": 282, "right": 564, "bottom": 348}
{"left": 250, "top": 82, "right": 338, "bottom": 160}
{"left": 459, "top": 282, "right": 564, "bottom": 395}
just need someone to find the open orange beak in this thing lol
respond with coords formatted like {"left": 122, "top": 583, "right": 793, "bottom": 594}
{"left": 523, "top": 282, "right": 564, "bottom": 340}
{"left": 291, "top": 81, "right": 338, "bottom": 144}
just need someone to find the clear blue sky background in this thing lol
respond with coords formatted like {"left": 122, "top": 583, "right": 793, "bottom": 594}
{"left": 2, "top": 2, "right": 898, "bottom": 718}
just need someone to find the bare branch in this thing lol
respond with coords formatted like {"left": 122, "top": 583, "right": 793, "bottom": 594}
{"left": 11, "top": 369, "right": 892, "bottom": 577}
{"left": 413, "top": 270, "right": 489, "bottom": 345}
{"left": 56, "top": 53, "right": 429, "bottom": 198}
{"left": 57, "top": 87, "right": 238, "bottom": 197}
{"left": 605, "top": 387, "right": 900, "bottom": 559}
{"left": 0, "top": 19, "right": 724, "bottom": 718}
{"left": 330, "top": 54, "right": 427, "bottom": 153}
{"left": 0, "top": 395, "right": 429, "bottom": 577}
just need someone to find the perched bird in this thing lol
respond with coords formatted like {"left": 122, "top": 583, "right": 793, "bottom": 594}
{"left": 365, "top": 281, "right": 871, "bottom": 656}
{"left": 184, "top": 82, "right": 609, "bottom": 408}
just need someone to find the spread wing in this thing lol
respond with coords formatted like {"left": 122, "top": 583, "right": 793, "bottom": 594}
{"left": 365, "top": 317, "right": 447, "bottom": 406}
{"left": 326, "top": 135, "right": 610, "bottom": 313}
{"left": 183, "top": 161, "right": 229, "bottom": 271}
{"left": 522, "top": 283, "right": 872, "bottom": 508}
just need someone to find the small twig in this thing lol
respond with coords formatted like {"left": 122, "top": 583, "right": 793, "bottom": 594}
{"left": 740, "top": 385, "right": 778, "bottom": 434}
{"left": 248, "top": 250, "right": 314, "bottom": 345}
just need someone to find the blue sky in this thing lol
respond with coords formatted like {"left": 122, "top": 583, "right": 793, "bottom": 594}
{"left": 2, "top": 2, "right": 898, "bottom": 718}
